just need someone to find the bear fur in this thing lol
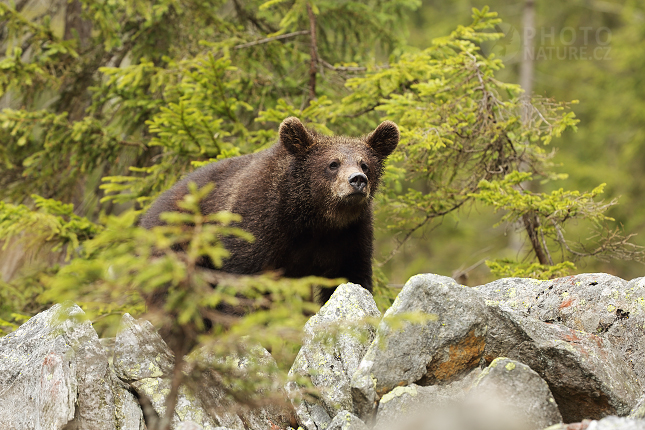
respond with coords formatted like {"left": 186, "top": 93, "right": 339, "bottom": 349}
{"left": 139, "top": 117, "right": 399, "bottom": 303}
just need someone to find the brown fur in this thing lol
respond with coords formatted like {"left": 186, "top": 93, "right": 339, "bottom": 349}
{"left": 140, "top": 117, "right": 399, "bottom": 303}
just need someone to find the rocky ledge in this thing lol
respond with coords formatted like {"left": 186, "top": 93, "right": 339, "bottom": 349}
{"left": 1, "top": 273, "right": 645, "bottom": 430}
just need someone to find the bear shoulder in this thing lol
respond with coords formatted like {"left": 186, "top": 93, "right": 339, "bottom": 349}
{"left": 139, "top": 146, "right": 285, "bottom": 229}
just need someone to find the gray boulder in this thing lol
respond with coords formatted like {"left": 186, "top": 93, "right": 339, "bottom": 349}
{"left": 475, "top": 274, "right": 630, "bottom": 328}
{"left": 528, "top": 274, "right": 645, "bottom": 385}
{"left": 545, "top": 416, "right": 645, "bottom": 430}
{"left": 113, "top": 313, "right": 174, "bottom": 381}
{"left": 176, "top": 422, "right": 236, "bottom": 430}
{"left": 116, "top": 315, "right": 290, "bottom": 430}
{"left": 0, "top": 303, "right": 116, "bottom": 430}
{"left": 174, "top": 423, "right": 233, "bottom": 430}
{"left": 114, "top": 313, "right": 223, "bottom": 430}
{"left": 327, "top": 410, "right": 369, "bottom": 430}
{"left": 477, "top": 273, "right": 645, "bottom": 386}
{"left": 473, "top": 276, "right": 546, "bottom": 311}
{"left": 467, "top": 357, "right": 562, "bottom": 430}
{"left": 485, "top": 305, "right": 641, "bottom": 422}
{"left": 375, "top": 385, "right": 446, "bottom": 430}
{"left": 175, "top": 422, "right": 205, "bottom": 430}
{"left": 607, "top": 277, "right": 645, "bottom": 385}
{"left": 351, "top": 274, "right": 487, "bottom": 418}
{"left": 374, "top": 368, "right": 480, "bottom": 430}
{"left": 629, "top": 393, "right": 645, "bottom": 419}
{"left": 587, "top": 417, "right": 645, "bottom": 429}
{"left": 373, "top": 358, "right": 561, "bottom": 430}
{"left": 109, "top": 368, "right": 145, "bottom": 430}
{"left": 190, "top": 343, "right": 295, "bottom": 430}
{"left": 529, "top": 274, "right": 628, "bottom": 333}
{"left": 287, "top": 283, "right": 381, "bottom": 430}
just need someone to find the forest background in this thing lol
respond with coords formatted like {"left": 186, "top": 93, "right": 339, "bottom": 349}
{"left": 402, "top": 0, "right": 645, "bottom": 286}
{"left": 1, "top": 0, "right": 644, "bottom": 333}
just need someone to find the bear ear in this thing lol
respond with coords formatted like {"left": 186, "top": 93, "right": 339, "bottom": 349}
{"left": 366, "top": 120, "right": 400, "bottom": 160}
{"left": 279, "top": 117, "right": 314, "bottom": 155}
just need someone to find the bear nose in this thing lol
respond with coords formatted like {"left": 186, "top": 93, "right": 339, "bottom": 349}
{"left": 348, "top": 172, "right": 368, "bottom": 192}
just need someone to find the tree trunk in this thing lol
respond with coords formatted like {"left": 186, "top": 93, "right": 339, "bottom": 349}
{"left": 306, "top": 3, "right": 318, "bottom": 106}
{"left": 64, "top": 0, "right": 92, "bottom": 52}
{"left": 519, "top": 0, "right": 535, "bottom": 115}
{"left": 511, "top": 0, "right": 550, "bottom": 266}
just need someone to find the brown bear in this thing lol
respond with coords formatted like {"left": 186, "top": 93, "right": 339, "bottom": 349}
{"left": 139, "top": 117, "right": 399, "bottom": 303}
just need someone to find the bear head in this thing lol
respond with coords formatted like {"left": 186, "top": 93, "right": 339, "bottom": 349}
{"left": 279, "top": 117, "right": 399, "bottom": 229}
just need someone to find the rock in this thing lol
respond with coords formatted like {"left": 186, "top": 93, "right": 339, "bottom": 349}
{"left": 174, "top": 423, "right": 236, "bottom": 430}
{"left": 5, "top": 272, "right": 645, "bottom": 430}
{"left": 175, "top": 422, "right": 205, "bottom": 430}
{"left": 172, "top": 339, "right": 295, "bottom": 430}
{"left": 130, "top": 377, "right": 229, "bottom": 429}
{"left": 194, "top": 343, "right": 294, "bottom": 430}
{"left": 183, "top": 370, "right": 245, "bottom": 430}
{"left": 629, "top": 393, "right": 645, "bottom": 418}
{"left": 109, "top": 368, "right": 145, "bottom": 430}
{"left": 327, "top": 410, "right": 369, "bottom": 430}
{"left": 373, "top": 366, "right": 551, "bottom": 430}
{"left": 477, "top": 273, "right": 645, "bottom": 386}
{"left": 239, "top": 406, "right": 293, "bottom": 430}
{"left": 114, "top": 313, "right": 222, "bottom": 430}
{"left": 238, "top": 346, "right": 295, "bottom": 430}
{"left": 113, "top": 313, "right": 174, "bottom": 381}
{"left": 609, "top": 277, "right": 645, "bottom": 385}
{"left": 375, "top": 385, "right": 434, "bottom": 430}
{"left": 296, "top": 403, "right": 332, "bottom": 430}
{"left": 351, "top": 274, "right": 487, "bottom": 418}
{"left": 103, "top": 331, "right": 145, "bottom": 430}
{"left": 475, "top": 274, "right": 629, "bottom": 329}
{"left": 545, "top": 416, "right": 645, "bottom": 430}
{"left": 287, "top": 283, "right": 381, "bottom": 429}
{"left": 175, "top": 421, "right": 201, "bottom": 430}
{"left": 473, "top": 276, "right": 546, "bottom": 311}
{"left": 543, "top": 421, "right": 594, "bottom": 430}
{"left": 527, "top": 274, "right": 645, "bottom": 386}
{"left": 70, "top": 326, "right": 119, "bottom": 429}
{"left": 374, "top": 369, "right": 480, "bottom": 430}
{"left": 0, "top": 303, "right": 116, "bottom": 430}
{"left": 529, "top": 274, "right": 628, "bottom": 333}
{"left": 174, "top": 424, "right": 235, "bottom": 430}
{"left": 100, "top": 337, "right": 116, "bottom": 362}
{"left": 467, "top": 357, "right": 562, "bottom": 430}
{"left": 485, "top": 305, "right": 641, "bottom": 422}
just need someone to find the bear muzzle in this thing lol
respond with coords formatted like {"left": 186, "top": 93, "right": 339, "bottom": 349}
{"left": 348, "top": 172, "right": 368, "bottom": 194}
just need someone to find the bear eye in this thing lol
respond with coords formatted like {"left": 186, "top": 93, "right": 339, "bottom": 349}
{"left": 360, "top": 162, "right": 369, "bottom": 173}
{"left": 329, "top": 161, "right": 340, "bottom": 171}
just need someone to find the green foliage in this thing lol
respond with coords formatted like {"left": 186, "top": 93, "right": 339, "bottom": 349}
{"left": 99, "top": 52, "right": 255, "bottom": 206}
{"left": 0, "top": 195, "right": 100, "bottom": 258}
{"left": 0, "top": 3, "right": 78, "bottom": 99}
{"left": 0, "top": 109, "right": 127, "bottom": 201}
{"left": 486, "top": 260, "right": 576, "bottom": 280}
{"left": 0, "top": 269, "right": 52, "bottom": 335}
{"left": 475, "top": 172, "right": 610, "bottom": 225}
{"left": 372, "top": 281, "right": 399, "bottom": 314}
{"left": 471, "top": 173, "right": 639, "bottom": 268}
